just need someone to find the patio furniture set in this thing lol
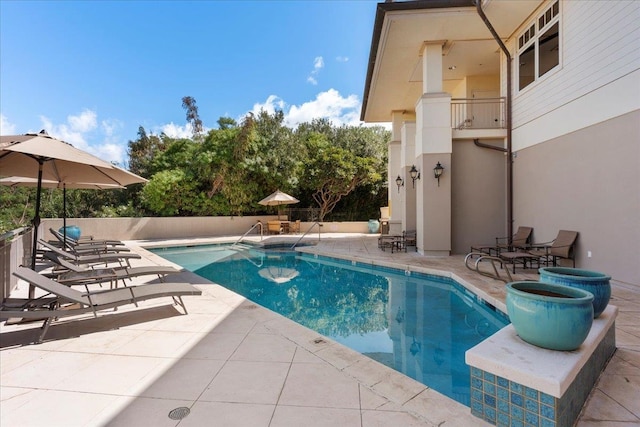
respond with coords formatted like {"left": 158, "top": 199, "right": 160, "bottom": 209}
{"left": 266, "top": 220, "right": 301, "bottom": 235}
{"left": 0, "top": 232, "right": 202, "bottom": 343}
{"left": 378, "top": 230, "right": 417, "bottom": 253}
{"left": 469, "top": 227, "right": 579, "bottom": 273}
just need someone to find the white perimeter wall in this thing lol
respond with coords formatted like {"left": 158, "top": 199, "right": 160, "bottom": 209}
{"left": 40, "top": 217, "right": 371, "bottom": 242}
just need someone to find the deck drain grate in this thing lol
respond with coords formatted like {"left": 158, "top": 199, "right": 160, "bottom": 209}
{"left": 168, "top": 407, "right": 190, "bottom": 420}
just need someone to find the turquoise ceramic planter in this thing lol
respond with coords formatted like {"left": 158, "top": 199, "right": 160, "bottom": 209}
{"left": 59, "top": 225, "right": 81, "bottom": 241}
{"left": 368, "top": 219, "right": 380, "bottom": 234}
{"left": 539, "top": 267, "right": 611, "bottom": 318}
{"left": 506, "top": 281, "right": 594, "bottom": 351}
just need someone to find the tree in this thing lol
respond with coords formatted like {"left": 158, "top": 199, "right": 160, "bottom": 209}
{"left": 127, "top": 126, "right": 168, "bottom": 178}
{"left": 217, "top": 116, "right": 237, "bottom": 130}
{"left": 141, "top": 169, "right": 197, "bottom": 216}
{"left": 301, "top": 133, "right": 382, "bottom": 221}
{"left": 182, "top": 96, "right": 203, "bottom": 136}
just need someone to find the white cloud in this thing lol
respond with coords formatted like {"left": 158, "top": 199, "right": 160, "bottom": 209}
{"left": 285, "top": 89, "right": 361, "bottom": 127}
{"left": 68, "top": 109, "right": 97, "bottom": 132}
{"left": 249, "top": 89, "right": 364, "bottom": 128}
{"left": 307, "top": 56, "right": 324, "bottom": 85}
{"left": 160, "top": 122, "right": 193, "bottom": 139}
{"left": 250, "top": 95, "right": 285, "bottom": 117}
{"left": 0, "top": 114, "right": 17, "bottom": 134}
{"left": 35, "top": 109, "right": 128, "bottom": 165}
{"left": 40, "top": 114, "right": 91, "bottom": 152}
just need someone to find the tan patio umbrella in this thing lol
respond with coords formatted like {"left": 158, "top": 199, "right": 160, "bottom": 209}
{"left": 0, "top": 131, "right": 147, "bottom": 275}
{"left": 258, "top": 190, "right": 300, "bottom": 220}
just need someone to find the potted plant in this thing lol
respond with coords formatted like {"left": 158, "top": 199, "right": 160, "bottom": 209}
{"left": 506, "top": 281, "right": 594, "bottom": 351}
{"left": 539, "top": 267, "right": 611, "bottom": 318}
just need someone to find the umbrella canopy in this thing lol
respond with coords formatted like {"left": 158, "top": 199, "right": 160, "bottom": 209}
{"left": 0, "top": 176, "right": 125, "bottom": 190}
{"left": 0, "top": 132, "right": 145, "bottom": 186}
{"left": 258, "top": 190, "right": 300, "bottom": 206}
{"left": 0, "top": 131, "right": 147, "bottom": 277}
{"left": 258, "top": 190, "right": 299, "bottom": 220}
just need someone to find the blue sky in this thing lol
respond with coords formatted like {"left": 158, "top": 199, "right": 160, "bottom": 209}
{"left": 0, "top": 0, "right": 381, "bottom": 166}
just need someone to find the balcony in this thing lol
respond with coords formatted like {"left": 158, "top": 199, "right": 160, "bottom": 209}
{"left": 451, "top": 98, "right": 507, "bottom": 139}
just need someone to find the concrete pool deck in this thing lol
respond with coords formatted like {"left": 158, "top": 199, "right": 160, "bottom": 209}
{"left": 1, "top": 233, "right": 638, "bottom": 426}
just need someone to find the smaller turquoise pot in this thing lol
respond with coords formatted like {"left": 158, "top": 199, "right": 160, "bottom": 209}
{"left": 59, "top": 225, "right": 81, "bottom": 241}
{"left": 539, "top": 267, "right": 611, "bottom": 318}
{"left": 506, "top": 281, "right": 594, "bottom": 351}
{"left": 368, "top": 219, "right": 380, "bottom": 234}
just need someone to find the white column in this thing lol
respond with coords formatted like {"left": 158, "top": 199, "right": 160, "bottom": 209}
{"left": 415, "top": 42, "right": 452, "bottom": 256}
{"left": 387, "top": 111, "right": 405, "bottom": 233}
{"left": 422, "top": 42, "right": 443, "bottom": 93}
{"left": 400, "top": 122, "right": 416, "bottom": 233}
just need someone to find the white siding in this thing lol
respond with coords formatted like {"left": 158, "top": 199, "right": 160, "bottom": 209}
{"left": 512, "top": 0, "right": 640, "bottom": 131}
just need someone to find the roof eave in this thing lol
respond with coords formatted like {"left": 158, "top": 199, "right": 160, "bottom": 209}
{"left": 360, "top": 0, "right": 476, "bottom": 122}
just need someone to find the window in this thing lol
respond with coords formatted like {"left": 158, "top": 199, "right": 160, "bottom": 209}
{"left": 518, "top": 1, "right": 560, "bottom": 90}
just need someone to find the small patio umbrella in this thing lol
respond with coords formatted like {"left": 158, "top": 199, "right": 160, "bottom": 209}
{"left": 258, "top": 190, "right": 299, "bottom": 220}
{"left": 0, "top": 131, "right": 147, "bottom": 278}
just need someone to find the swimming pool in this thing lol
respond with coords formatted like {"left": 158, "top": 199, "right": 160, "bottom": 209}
{"left": 150, "top": 243, "right": 509, "bottom": 406}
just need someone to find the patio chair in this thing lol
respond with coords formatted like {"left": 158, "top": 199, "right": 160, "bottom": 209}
{"left": 50, "top": 228, "right": 125, "bottom": 247}
{"left": 500, "top": 230, "right": 579, "bottom": 273}
{"left": 395, "top": 230, "right": 417, "bottom": 252}
{"left": 49, "top": 228, "right": 130, "bottom": 255}
{"left": 0, "top": 266, "right": 202, "bottom": 343}
{"left": 38, "top": 239, "right": 141, "bottom": 268}
{"left": 267, "top": 220, "right": 283, "bottom": 235}
{"left": 526, "top": 229, "right": 579, "bottom": 267}
{"left": 378, "top": 233, "right": 399, "bottom": 251}
{"left": 43, "top": 251, "right": 180, "bottom": 288}
{"left": 470, "top": 226, "right": 533, "bottom": 256}
{"left": 289, "top": 220, "right": 301, "bottom": 234}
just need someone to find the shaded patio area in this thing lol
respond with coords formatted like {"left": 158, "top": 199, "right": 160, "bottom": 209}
{"left": 1, "top": 234, "right": 638, "bottom": 426}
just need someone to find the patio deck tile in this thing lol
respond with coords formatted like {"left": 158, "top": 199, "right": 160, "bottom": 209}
{"left": 1, "top": 233, "right": 638, "bottom": 426}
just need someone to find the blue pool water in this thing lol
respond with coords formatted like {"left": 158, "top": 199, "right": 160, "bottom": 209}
{"left": 150, "top": 244, "right": 509, "bottom": 406}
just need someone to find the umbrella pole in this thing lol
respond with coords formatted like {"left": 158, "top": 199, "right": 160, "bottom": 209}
{"left": 29, "top": 161, "right": 44, "bottom": 298}
{"left": 63, "top": 184, "right": 67, "bottom": 244}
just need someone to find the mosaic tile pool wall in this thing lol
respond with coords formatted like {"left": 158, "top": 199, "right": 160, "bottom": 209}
{"left": 469, "top": 325, "right": 616, "bottom": 427}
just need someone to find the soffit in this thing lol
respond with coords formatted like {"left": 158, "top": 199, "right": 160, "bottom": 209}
{"left": 363, "top": 0, "right": 542, "bottom": 122}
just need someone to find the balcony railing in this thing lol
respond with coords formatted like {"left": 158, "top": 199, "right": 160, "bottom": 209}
{"left": 451, "top": 98, "right": 506, "bottom": 130}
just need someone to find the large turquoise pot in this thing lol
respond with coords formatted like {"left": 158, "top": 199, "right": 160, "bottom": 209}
{"left": 368, "top": 219, "right": 380, "bottom": 234}
{"left": 539, "top": 267, "right": 611, "bottom": 318}
{"left": 506, "top": 281, "right": 594, "bottom": 351}
{"left": 59, "top": 225, "right": 81, "bottom": 241}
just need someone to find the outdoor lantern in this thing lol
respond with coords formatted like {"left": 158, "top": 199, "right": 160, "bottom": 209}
{"left": 409, "top": 165, "right": 420, "bottom": 188}
{"left": 395, "top": 175, "right": 404, "bottom": 192}
{"left": 434, "top": 162, "right": 444, "bottom": 186}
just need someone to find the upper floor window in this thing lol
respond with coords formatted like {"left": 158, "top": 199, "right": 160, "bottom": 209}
{"left": 518, "top": 1, "right": 560, "bottom": 90}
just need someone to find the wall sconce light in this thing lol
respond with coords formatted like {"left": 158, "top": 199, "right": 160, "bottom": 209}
{"left": 433, "top": 162, "right": 444, "bottom": 186}
{"left": 409, "top": 165, "right": 420, "bottom": 188}
{"left": 395, "top": 175, "right": 404, "bottom": 193}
